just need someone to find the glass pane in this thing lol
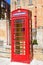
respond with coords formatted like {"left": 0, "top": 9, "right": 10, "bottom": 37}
{"left": 15, "top": 19, "right": 24, "bottom": 22}
{"left": 15, "top": 50, "right": 20, "bottom": 54}
{"left": 16, "top": 45, "right": 20, "bottom": 49}
{"left": 15, "top": 37, "right": 24, "bottom": 40}
{"left": 15, "top": 32, "right": 23, "bottom": 36}
{"left": 15, "top": 23, "right": 22, "bottom": 27}
{"left": 16, "top": 28, "right": 22, "bottom": 32}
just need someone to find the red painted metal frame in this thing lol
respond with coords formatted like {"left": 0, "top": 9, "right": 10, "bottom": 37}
{"left": 11, "top": 9, "right": 32, "bottom": 63}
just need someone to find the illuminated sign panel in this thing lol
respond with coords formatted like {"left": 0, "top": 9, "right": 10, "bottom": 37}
{"left": 13, "top": 12, "right": 26, "bottom": 16}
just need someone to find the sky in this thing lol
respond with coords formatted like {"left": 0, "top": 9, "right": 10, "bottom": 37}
{"left": 6, "top": 0, "right": 10, "bottom": 4}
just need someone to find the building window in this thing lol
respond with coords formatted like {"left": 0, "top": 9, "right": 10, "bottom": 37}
{"left": 1, "top": 1, "right": 3, "bottom": 7}
{"left": 17, "top": 0, "right": 20, "bottom": 5}
{"left": 1, "top": 1, "right": 5, "bottom": 8}
{"left": 17, "top": 0, "right": 20, "bottom": 2}
{"left": 29, "top": 0, "right": 32, "bottom": 5}
{"left": 17, "top": 0, "right": 20, "bottom": 8}
{"left": 1, "top": 9, "right": 4, "bottom": 19}
{"left": 22, "top": 0, "right": 25, "bottom": 6}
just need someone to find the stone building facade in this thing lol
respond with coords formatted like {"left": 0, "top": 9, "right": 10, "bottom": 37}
{"left": 0, "top": 0, "right": 10, "bottom": 58}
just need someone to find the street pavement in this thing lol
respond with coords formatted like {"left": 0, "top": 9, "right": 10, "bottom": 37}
{"left": 0, "top": 58, "right": 43, "bottom": 65}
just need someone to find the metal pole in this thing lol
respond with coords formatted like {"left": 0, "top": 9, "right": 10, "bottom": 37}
{"left": 34, "top": 6, "right": 37, "bottom": 40}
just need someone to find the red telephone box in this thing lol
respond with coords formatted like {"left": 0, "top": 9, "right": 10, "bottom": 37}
{"left": 10, "top": 9, "right": 33, "bottom": 63}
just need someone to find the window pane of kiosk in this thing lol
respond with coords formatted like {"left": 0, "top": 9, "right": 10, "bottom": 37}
{"left": 16, "top": 23, "right": 22, "bottom": 27}
{"left": 14, "top": 19, "right": 25, "bottom": 55}
{"left": 15, "top": 32, "right": 24, "bottom": 36}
